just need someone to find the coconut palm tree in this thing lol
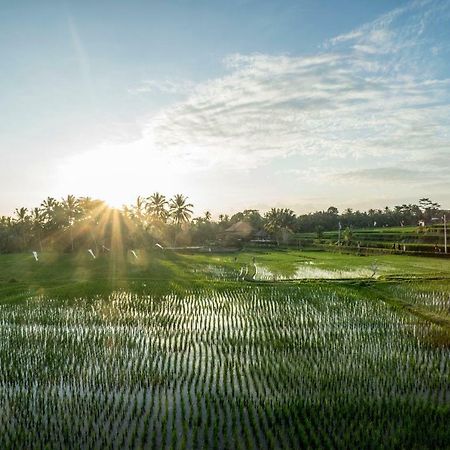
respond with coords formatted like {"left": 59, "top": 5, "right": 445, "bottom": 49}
{"left": 146, "top": 192, "right": 168, "bottom": 222}
{"left": 0, "top": 216, "right": 14, "bottom": 253}
{"left": 40, "top": 197, "right": 60, "bottom": 228}
{"left": 133, "top": 196, "right": 146, "bottom": 226}
{"left": 14, "top": 207, "right": 30, "bottom": 251}
{"left": 14, "top": 207, "right": 28, "bottom": 223}
{"left": 78, "top": 197, "right": 106, "bottom": 254}
{"left": 30, "top": 207, "right": 45, "bottom": 251}
{"left": 264, "top": 208, "right": 297, "bottom": 245}
{"left": 61, "top": 195, "right": 81, "bottom": 251}
{"left": 61, "top": 195, "right": 80, "bottom": 221}
{"left": 169, "top": 194, "right": 193, "bottom": 225}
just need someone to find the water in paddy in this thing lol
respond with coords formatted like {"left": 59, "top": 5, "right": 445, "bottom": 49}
{"left": 253, "top": 262, "right": 376, "bottom": 280}
{"left": 0, "top": 284, "right": 449, "bottom": 449}
{"left": 196, "top": 261, "right": 379, "bottom": 281}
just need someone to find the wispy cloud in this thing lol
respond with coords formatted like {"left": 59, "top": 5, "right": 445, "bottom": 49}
{"left": 332, "top": 167, "right": 442, "bottom": 184}
{"left": 139, "top": 0, "right": 450, "bottom": 174}
{"left": 57, "top": 0, "right": 450, "bottom": 211}
{"left": 128, "top": 79, "right": 194, "bottom": 95}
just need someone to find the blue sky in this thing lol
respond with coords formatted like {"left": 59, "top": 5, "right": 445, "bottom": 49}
{"left": 1, "top": 0, "right": 450, "bottom": 216}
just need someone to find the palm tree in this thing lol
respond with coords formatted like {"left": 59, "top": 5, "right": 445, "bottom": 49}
{"left": 14, "top": 207, "right": 28, "bottom": 223}
{"left": 133, "top": 196, "right": 146, "bottom": 226}
{"left": 204, "top": 211, "right": 212, "bottom": 222}
{"left": 14, "top": 207, "right": 30, "bottom": 251}
{"left": 264, "top": 208, "right": 297, "bottom": 245}
{"left": 61, "top": 195, "right": 80, "bottom": 251}
{"left": 0, "top": 216, "right": 14, "bottom": 253}
{"left": 40, "top": 197, "right": 59, "bottom": 228}
{"left": 169, "top": 194, "right": 193, "bottom": 225}
{"left": 78, "top": 197, "right": 106, "bottom": 254}
{"left": 31, "top": 207, "right": 45, "bottom": 251}
{"left": 218, "top": 214, "right": 229, "bottom": 224}
{"left": 146, "top": 192, "right": 168, "bottom": 222}
{"left": 61, "top": 195, "right": 80, "bottom": 221}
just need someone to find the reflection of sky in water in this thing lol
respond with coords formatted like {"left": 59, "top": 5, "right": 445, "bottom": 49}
{"left": 195, "top": 262, "right": 378, "bottom": 281}
{"left": 254, "top": 263, "right": 376, "bottom": 281}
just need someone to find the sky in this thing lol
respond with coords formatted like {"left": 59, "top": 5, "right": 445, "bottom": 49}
{"left": 1, "top": 0, "right": 450, "bottom": 217}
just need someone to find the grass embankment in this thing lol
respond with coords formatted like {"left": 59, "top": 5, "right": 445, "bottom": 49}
{"left": 241, "top": 248, "right": 450, "bottom": 279}
{"left": 296, "top": 224, "right": 448, "bottom": 254}
{"left": 1, "top": 248, "right": 450, "bottom": 288}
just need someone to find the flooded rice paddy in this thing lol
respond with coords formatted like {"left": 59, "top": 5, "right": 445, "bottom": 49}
{"left": 0, "top": 283, "right": 449, "bottom": 449}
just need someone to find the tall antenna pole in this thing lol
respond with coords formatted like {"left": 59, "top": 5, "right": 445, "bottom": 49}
{"left": 444, "top": 214, "right": 448, "bottom": 254}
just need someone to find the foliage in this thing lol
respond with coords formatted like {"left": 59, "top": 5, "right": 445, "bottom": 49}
{"left": 0, "top": 195, "right": 447, "bottom": 253}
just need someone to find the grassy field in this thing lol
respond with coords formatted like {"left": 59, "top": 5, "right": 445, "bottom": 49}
{"left": 1, "top": 249, "right": 449, "bottom": 448}
{"left": 295, "top": 224, "right": 448, "bottom": 254}
{"left": 1, "top": 248, "right": 449, "bottom": 287}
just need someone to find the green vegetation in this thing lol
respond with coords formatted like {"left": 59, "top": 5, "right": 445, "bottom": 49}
{"left": 1, "top": 249, "right": 449, "bottom": 291}
{"left": 299, "top": 224, "right": 448, "bottom": 255}
{"left": 0, "top": 250, "right": 449, "bottom": 448}
{"left": 1, "top": 195, "right": 448, "bottom": 255}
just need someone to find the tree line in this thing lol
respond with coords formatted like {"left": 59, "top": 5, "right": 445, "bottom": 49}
{"left": 0, "top": 194, "right": 445, "bottom": 253}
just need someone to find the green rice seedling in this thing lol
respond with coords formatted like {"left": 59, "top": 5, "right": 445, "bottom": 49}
{"left": 1, "top": 281, "right": 449, "bottom": 448}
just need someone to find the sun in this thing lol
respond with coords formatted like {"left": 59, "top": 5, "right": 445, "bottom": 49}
{"left": 55, "top": 138, "right": 186, "bottom": 207}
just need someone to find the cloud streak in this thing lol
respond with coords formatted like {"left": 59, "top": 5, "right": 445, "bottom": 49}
{"left": 128, "top": 79, "right": 194, "bottom": 95}
{"left": 140, "top": 0, "right": 450, "bottom": 177}
{"left": 56, "top": 0, "right": 450, "bottom": 212}
{"left": 332, "top": 167, "right": 445, "bottom": 184}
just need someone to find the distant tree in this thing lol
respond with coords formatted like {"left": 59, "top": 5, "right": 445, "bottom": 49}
{"left": 14, "top": 207, "right": 28, "bottom": 223}
{"left": 343, "top": 226, "right": 353, "bottom": 245}
{"left": 315, "top": 225, "right": 324, "bottom": 239}
{"left": 78, "top": 197, "right": 107, "bottom": 253}
{"left": 133, "top": 196, "right": 146, "bottom": 226}
{"left": 14, "top": 207, "right": 30, "bottom": 251}
{"left": 147, "top": 192, "right": 168, "bottom": 223}
{"left": 169, "top": 194, "right": 193, "bottom": 225}
{"left": 0, "top": 195, "right": 446, "bottom": 254}
{"left": 40, "top": 197, "right": 64, "bottom": 234}
{"left": 40, "top": 197, "right": 58, "bottom": 218}
{"left": 30, "top": 207, "right": 45, "bottom": 251}
{"left": 264, "top": 208, "right": 297, "bottom": 244}
{"left": 418, "top": 198, "right": 441, "bottom": 222}
{"left": 327, "top": 206, "right": 339, "bottom": 216}
{"left": 61, "top": 195, "right": 81, "bottom": 251}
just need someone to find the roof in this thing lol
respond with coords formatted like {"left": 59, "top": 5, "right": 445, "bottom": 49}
{"left": 224, "top": 221, "right": 253, "bottom": 238}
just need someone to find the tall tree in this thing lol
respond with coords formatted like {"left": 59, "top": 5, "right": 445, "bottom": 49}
{"left": 264, "top": 208, "right": 297, "bottom": 244}
{"left": 147, "top": 192, "right": 168, "bottom": 222}
{"left": 40, "top": 197, "right": 60, "bottom": 230}
{"left": 62, "top": 195, "right": 81, "bottom": 251}
{"left": 30, "top": 207, "right": 45, "bottom": 251}
{"left": 169, "top": 194, "right": 193, "bottom": 225}
{"left": 14, "top": 207, "right": 30, "bottom": 251}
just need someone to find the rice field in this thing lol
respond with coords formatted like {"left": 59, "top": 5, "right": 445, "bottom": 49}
{"left": 1, "top": 282, "right": 449, "bottom": 449}
{"left": 386, "top": 281, "right": 450, "bottom": 321}
{"left": 195, "top": 261, "right": 377, "bottom": 281}
{"left": 252, "top": 263, "right": 376, "bottom": 281}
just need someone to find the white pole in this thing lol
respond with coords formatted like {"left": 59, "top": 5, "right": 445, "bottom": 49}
{"left": 444, "top": 214, "right": 447, "bottom": 254}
